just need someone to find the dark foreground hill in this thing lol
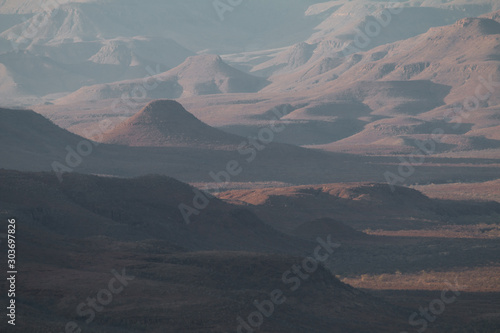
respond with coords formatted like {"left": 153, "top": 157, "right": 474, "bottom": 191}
{"left": 0, "top": 169, "right": 408, "bottom": 332}
{"left": 2, "top": 242, "right": 408, "bottom": 332}
{"left": 0, "top": 169, "right": 306, "bottom": 252}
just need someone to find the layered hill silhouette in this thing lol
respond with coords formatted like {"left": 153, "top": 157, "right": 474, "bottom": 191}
{"left": 98, "top": 100, "right": 242, "bottom": 148}
{"left": 58, "top": 54, "right": 269, "bottom": 104}
{"left": 0, "top": 168, "right": 410, "bottom": 331}
{"left": 0, "top": 106, "right": 365, "bottom": 184}
{"left": 5, "top": 105, "right": 500, "bottom": 186}
{"left": 0, "top": 169, "right": 308, "bottom": 252}
{"left": 12, "top": 247, "right": 407, "bottom": 332}
{"left": 165, "top": 54, "right": 269, "bottom": 97}
{"left": 205, "top": 13, "right": 500, "bottom": 152}
{"left": 3, "top": 3, "right": 498, "bottom": 155}
{"left": 1, "top": 106, "right": 432, "bottom": 185}
{"left": 219, "top": 182, "right": 500, "bottom": 232}
{"left": 1, "top": 0, "right": 498, "bottom": 107}
{"left": 0, "top": 37, "right": 193, "bottom": 105}
{"left": 2, "top": 2, "right": 500, "bottom": 332}
{"left": 292, "top": 218, "right": 369, "bottom": 242}
{"left": 0, "top": 0, "right": 325, "bottom": 52}
{"left": 250, "top": 2, "right": 500, "bottom": 77}
{"left": 265, "top": 15, "right": 500, "bottom": 97}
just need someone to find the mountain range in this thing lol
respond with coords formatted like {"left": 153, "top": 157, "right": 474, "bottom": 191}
{"left": 2, "top": 1, "right": 500, "bottom": 332}
{"left": 6, "top": 4, "right": 495, "bottom": 156}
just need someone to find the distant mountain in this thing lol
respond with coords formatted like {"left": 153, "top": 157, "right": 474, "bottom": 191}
{"left": 0, "top": 2, "right": 133, "bottom": 44}
{"left": 3, "top": 2, "right": 500, "bottom": 155}
{"left": 0, "top": 50, "right": 92, "bottom": 103}
{"left": 482, "top": 9, "right": 500, "bottom": 21}
{"left": 264, "top": 16, "right": 500, "bottom": 94}
{"left": 0, "top": 0, "right": 93, "bottom": 14}
{"left": 0, "top": 0, "right": 326, "bottom": 52}
{"left": 0, "top": 36, "right": 194, "bottom": 105}
{"left": 0, "top": 0, "right": 498, "bottom": 109}
{"left": 252, "top": 42, "right": 317, "bottom": 76}
{"left": 344, "top": 17, "right": 500, "bottom": 105}
{"left": 98, "top": 100, "right": 242, "bottom": 148}
{"left": 0, "top": 106, "right": 403, "bottom": 185}
{"left": 58, "top": 54, "right": 269, "bottom": 104}
{"left": 164, "top": 54, "right": 269, "bottom": 97}
{"left": 245, "top": 14, "right": 500, "bottom": 152}
{"left": 247, "top": 0, "right": 500, "bottom": 77}
{"left": 18, "top": 36, "right": 194, "bottom": 68}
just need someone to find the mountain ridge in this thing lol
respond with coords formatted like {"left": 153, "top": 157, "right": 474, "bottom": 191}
{"left": 98, "top": 99, "right": 243, "bottom": 148}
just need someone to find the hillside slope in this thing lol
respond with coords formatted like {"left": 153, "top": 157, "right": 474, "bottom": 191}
{"left": 98, "top": 100, "right": 244, "bottom": 148}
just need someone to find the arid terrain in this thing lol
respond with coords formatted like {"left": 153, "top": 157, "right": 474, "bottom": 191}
{"left": 1, "top": 1, "right": 499, "bottom": 332}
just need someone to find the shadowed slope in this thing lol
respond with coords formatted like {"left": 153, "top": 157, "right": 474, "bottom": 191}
{"left": 98, "top": 100, "right": 243, "bottom": 148}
